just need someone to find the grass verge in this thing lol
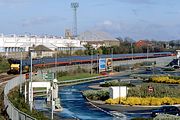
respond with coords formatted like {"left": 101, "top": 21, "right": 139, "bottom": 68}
{"left": 8, "top": 87, "right": 49, "bottom": 120}
{"left": 58, "top": 73, "right": 98, "bottom": 81}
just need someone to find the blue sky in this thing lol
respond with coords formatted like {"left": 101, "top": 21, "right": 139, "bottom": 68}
{"left": 0, "top": 0, "right": 180, "bottom": 40}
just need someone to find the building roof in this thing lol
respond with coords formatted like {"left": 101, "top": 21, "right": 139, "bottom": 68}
{"left": 135, "top": 40, "right": 152, "bottom": 47}
{"left": 78, "top": 31, "right": 118, "bottom": 41}
{"left": 33, "top": 45, "right": 53, "bottom": 51}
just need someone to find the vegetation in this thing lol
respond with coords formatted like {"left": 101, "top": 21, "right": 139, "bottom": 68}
{"left": 8, "top": 88, "right": 49, "bottom": 120}
{"left": 57, "top": 67, "right": 98, "bottom": 81}
{"left": 0, "top": 56, "right": 9, "bottom": 73}
{"left": 99, "top": 81, "right": 135, "bottom": 87}
{"left": 128, "top": 83, "right": 180, "bottom": 98}
{"left": 105, "top": 97, "right": 180, "bottom": 106}
{"left": 162, "top": 67, "right": 175, "bottom": 71}
{"left": 154, "top": 114, "right": 180, "bottom": 120}
{"left": 149, "top": 76, "right": 180, "bottom": 84}
{"left": 83, "top": 90, "right": 109, "bottom": 101}
{"left": 58, "top": 73, "right": 98, "bottom": 81}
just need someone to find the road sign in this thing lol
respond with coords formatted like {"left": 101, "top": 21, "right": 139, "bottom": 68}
{"left": 43, "top": 72, "right": 54, "bottom": 80}
{"left": 99, "top": 58, "right": 106, "bottom": 73}
{"left": 148, "top": 86, "right": 154, "bottom": 93}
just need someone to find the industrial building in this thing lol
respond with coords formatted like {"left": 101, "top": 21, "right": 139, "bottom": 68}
{"left": 0, "top": 34, "right": 83, "bottom": 53}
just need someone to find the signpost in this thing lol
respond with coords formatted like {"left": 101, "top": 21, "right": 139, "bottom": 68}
{"left": 148, "top": 86, "right": 154, "bottom": 93}
{"left": 43, "top": 72, "right": 55, "bottom": 80}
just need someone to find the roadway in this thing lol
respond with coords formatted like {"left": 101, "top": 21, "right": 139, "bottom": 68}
{"left": 33, "top": 69, "right": 151, "bottom": 120}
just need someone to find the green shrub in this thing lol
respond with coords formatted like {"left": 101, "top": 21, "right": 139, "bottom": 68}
{"left": 83, "top": 90, "right": 109, "bottom": 101}
{"left": 100, "top": 81, "right": 135, "bottom": 87}
{"left": 128, "top": 83, "right": 180, "bottom": 98}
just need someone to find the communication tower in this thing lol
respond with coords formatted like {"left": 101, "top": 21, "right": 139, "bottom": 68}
{"left": 71, "top": 1, "right": 79, "bottom": 38}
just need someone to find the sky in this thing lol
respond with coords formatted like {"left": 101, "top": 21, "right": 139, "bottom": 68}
{"left": 0, "top": 0, "right": 180, "bottom": 41}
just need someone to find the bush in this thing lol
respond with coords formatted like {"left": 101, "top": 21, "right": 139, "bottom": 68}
{"left": 105, "top": 97, "right": 180, "bottom": 106}
{"left": 100, "top": 81, "right": 135, "bottom": 87}
{"left": 154, "top": 114, "right": 180, "bottom": 120}
{"left": 83, "top": 90, "right": 109, "bottom": 101}
{"left": 149, "top": 76, "right": 180, "bottom": 84}
{"left": 127, "top": 83, "right": 180, "bottom": 98}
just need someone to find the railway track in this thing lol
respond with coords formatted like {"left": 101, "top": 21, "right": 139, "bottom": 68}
{"left": 0, "top": 73, "right": 17, "bottom": 84}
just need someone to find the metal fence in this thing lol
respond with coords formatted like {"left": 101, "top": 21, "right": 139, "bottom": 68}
{"left": 4, "top": 76, "right": 36, "bottom": 120}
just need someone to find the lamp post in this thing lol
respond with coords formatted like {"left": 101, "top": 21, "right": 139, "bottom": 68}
{"left": 131, "top": 42, "right": 134, "bottom": 60}
{"left": 111, "top": 48, "right": 113, "bottom": 72}
{"left": 51, "top": 81, "right": 54, "bottom": 120}
{"left": 91, "top": 49, "right": 93, "bottom": 75}
{"left": 118, "top": 79, "right": 121, "bottom": 104}
{"left": 20, "top": 47, "right": 23, "bottom": 94}
{"left": 97, "top": 54, "right": 99, "bottom": 74}
{"left": 147, "top": 45, "right": 149, "bottom": 59}
{"left": 29, "top": 49, "right": 33, "bottom": 112}
{"left": 50, "top": 43, "right": 58, "bottom": 78}
{"left": 55, "top": 49, "right": 57, "bottom": 79}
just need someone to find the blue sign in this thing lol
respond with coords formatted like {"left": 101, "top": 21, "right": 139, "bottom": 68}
{"left": 99, "top": 58, "right": 106, "bottom": 72}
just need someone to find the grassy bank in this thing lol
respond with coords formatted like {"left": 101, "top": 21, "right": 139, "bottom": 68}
{"left": 8, "top": 87, "right": 49, "bottom": 120}
{"left": 57, "top": 67, "right": 99, "bottom": 81}
{"left": 58, "top": 73, "right": 98, "bottom": 81}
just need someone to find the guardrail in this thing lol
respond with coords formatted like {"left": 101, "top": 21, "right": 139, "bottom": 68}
{"left": 4, "top": 76, "right": 36, "bottom": 120}
{"left": 58, "top": 75, "right": 110, "bottom": 85}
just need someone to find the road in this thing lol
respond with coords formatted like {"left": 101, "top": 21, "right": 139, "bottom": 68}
{"left": 34, "top": 70, "right": 152, "bottom": 120}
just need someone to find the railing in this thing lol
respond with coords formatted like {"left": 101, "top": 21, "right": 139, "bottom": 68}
{"left": 58, "top": 75, "right": 110, "bottom": 85}
{"left": 4, "top": 76, "right": 36, "bottom": 120}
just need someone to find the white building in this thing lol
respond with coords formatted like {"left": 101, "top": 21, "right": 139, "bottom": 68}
{"left": 0, "top": 34, "right": 83, "bottom": 52}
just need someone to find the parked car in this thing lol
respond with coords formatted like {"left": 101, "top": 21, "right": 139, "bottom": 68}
{"left": 152, "top": 106, "right": 180, "bottom": 117}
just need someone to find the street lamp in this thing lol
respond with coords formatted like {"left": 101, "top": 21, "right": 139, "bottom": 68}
{"left": 50, "top": 43, "right": 58, "bottom": 78}
{"left": 29, "top": 48, "right": 34, "bottom": 112}
{"left": 91, "top": 49, "right": 93, "bottom": 75}
{"left": 20, "top": 47, "right": 23, "bottom": 94}
{"left": 118, "top": 79, "right": 121, "bottom": 104}
{"left": 131, "top": 42, "right": 134, "bottom": 60}
{"left": 96, "top": 53, "right": 99, "bottom": 74}
{"left": 111, "top": 48, "right": 113, "bottom": 72}
{"left": 147, "top": 44, "right": 149, "bottom": 59}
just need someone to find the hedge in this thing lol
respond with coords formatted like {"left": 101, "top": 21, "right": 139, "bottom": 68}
{"left": 149, "top": 76, "right": 180, "bottom": 84}
{"left": 105, "top": 97, "right": 180, "bottom": 106}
